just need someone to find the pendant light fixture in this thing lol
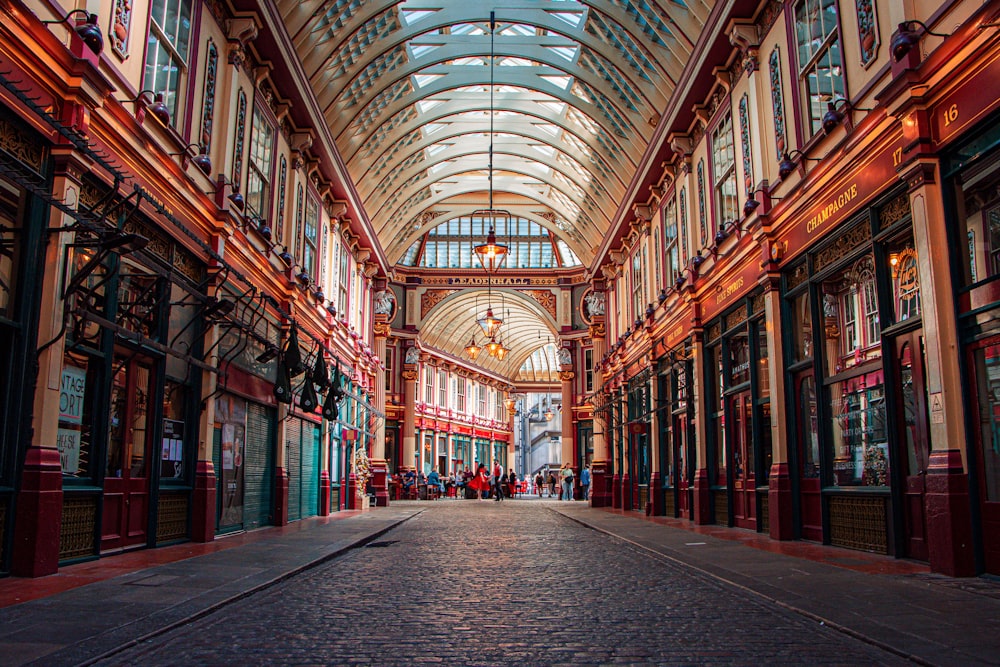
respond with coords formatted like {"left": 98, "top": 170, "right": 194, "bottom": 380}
{"left": 472, "top": 12, "right": 509, "bottom": 274}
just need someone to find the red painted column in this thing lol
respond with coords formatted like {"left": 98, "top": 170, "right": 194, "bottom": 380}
{"left": 650, "top": 472, "right": 664, "bottom": 516}
{"left": 190, "top": 461, "right": 217, "bottom": 542}
{"left": 11, "top": 448, "right": 63, "bottom": 577}
{"left": 346, "top": 473, "right": 359, "bottom": 510}
{"left": 925, "top": 450, "right": 974, "bottom": 576}
{"left": 692, "top": 468, "right": 712, "bottom": 525}
{"left": 274, "top": 468, "right": 289, "bottom": 525}
{"left": 590, "top": 461, "right": 611, "bottom": 507}
{"left": 371, "top": 462, "right": 388, "bottom": 507}
{"left": 767, "top": 462, "right": 795, "bottom": 540}
{"left": 319, "top": 470, "right": 331, "bottom": 516}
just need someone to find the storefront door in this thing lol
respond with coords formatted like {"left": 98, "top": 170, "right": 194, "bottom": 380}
{"left": 730, "top": 391, "right": 755, "bottom": 529}
{"left": 101, "top": 356, "right": 154, "bottom": 551}
{"left": 969, "top": 339, "right": 1000, "bottom": 574}
{"left": 795, "top": 371, "right": 822, "bottom": 541}
{"left": 674, "top": 413, "right": 691, "bottom": 518}
{"left": 894, "top": 332, "right": 930, "bottom": 561}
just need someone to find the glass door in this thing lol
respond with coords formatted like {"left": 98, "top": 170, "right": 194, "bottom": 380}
{"left": 101, "top": 355, "right": 154, "bottom": 551}
{"left": 730, "top": 391, "right": 756, "bottom": 529}
{"left": 895, "top": 332, "right": 929, "bottom": 561}
{"left": 795, "top": 371, "right": 822, "bottom": 541}
{"left": 969, "top": 338, "right": 1000, "bottom": 574}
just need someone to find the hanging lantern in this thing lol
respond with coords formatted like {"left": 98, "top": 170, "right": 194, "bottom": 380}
{"left": 464, "top": 335, "right": 482, "bottom": 360}
{"left": 477, "top": 307, "right": 503, "bottom": 338}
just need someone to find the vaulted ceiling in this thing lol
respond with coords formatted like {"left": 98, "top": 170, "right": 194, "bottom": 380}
{"left": 277, "top": 0, "right": 713, "bottom": 378}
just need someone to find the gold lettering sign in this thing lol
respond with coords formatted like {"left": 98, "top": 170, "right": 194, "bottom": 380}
{"left": 716, "top": 276, "right": 745, "bottom": 305}
{"left": 806, "top": 184, "right": 859, "bottom": 235}
{"left": 421, "top": 276, "right": 559, "bottom": 286}
{"left": 666, "top": 324, "right": 684, "bottom": 346}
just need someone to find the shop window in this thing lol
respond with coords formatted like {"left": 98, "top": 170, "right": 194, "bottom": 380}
{"left": 143, "top": 0, "right": 192, "bottom": 124}
{"left": 712, "top": 112, "right": 739, "bottom": 229}
{"left": 160, "top": 380, "right": 187, "bottom": 481}
{"left": 973, "top": 344, "right": 1000, "bottom": 501}
{"left": 708, "top": 343, "right": 726, "bottom": 484}
{"left": 58, "top": 351, "right": 99, "bottom": 479}
{"left": 889, "top": 243, "right": 920, "bottom": 323}
{"left": 116, "top": 260, "right": 161, "bottom": 339}
{"left": 246, "top": 105, "right": 275, "bottom": 223}
{"left": 830, "top": 372, "right": 888, "bottom": 486}
{"left": 823, "top": 255, "right": 882, "bottom": 374}
{"left": 798, "top": 375, "right": 820, "bottom": 478}
{"left": 788, "top": 289, "right": 813, "bottom": 363}
{"left": 794, "top": 0, "right": 845, "bottom": 136}
{"left": 0, "top": 176, "right": 22, "bottom": 318}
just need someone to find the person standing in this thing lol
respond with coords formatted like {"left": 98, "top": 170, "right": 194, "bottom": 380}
{"left": 580, "top": 465, "right": 591, "bottom": 502}
{"left": 492, "top": 460, "right": 505, "bottom": 502}
{"left": 534, "top": 471, "right": 544, "bottom": 497}
{"left": 508, "top": 469, "right": 518, "bottom": 498}
{"left": 560, "top": 463, "right": 574, "bottom": 501}
{"left": 469, "top": 463, "right": 490, "bottom": 501}
{"left": 548, "top": 470, "right": 557, "bottom": 498}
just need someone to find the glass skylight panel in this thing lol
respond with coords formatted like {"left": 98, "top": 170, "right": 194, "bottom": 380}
{"left": 414, "top": 74, "right": 444, "bottom": 88}
{"left": 540, "top": 101, "right": 567, "bottom": 115}
{"left": 566, "top": 107, "right": 600, "bottom": 136}
{"left": 540, "top": 76, "right": 572, "bottom": 90}
{"left": 548, "top": 11, "right": 584, "bottom": 28}
{"left": 452, "top": 57, "right": 487, "bottom": 66}
{"left": 536, "top": 122, "right": 560, "bottom": 137}
{"left": 556, "top": 240, "right": 581, "bottom": 266}
{"left": 416, "top": 99, "right": 444, "bottom": 113}
{"left": 400, "top": 9, "right": 436, "bottom": 26}
{"left": 499, "top": 57, "right": 533, "bottom": 66}
{"left": 423, "top": 123, "right": 446, "bottom": 135}
{"left": 426, "top": 142, "right": 448, "bottom": 156}
{"left": 532, "top": 144, "right": 556, "bottom": 157}
{"left": 501, "top": 24, "right": 537, "bottom": 36}
{"left": 544, "top": 46, "right": 578, "bottom": 61}
{"left": 450, "top": 23, "right": 480, "bottom": 36}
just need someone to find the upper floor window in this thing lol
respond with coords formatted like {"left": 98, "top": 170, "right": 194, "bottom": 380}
{"left": 477, "top": 384, "right": 486, "bottom": 415}
{"left": 384, "top": 347, "right": 393, "bottom": 393}
{"left": 712, "top": 112, "right": 739, "bottom": 229}
{"left": 337, "top": 243, "right": 350, "bottom": 316}
{"left": 795, "top": 0, "right": 845, "bottom": 136}
{"left": 455, "top": 377, "right": 466, "bottom": 413}
{"left": 438, "top": 369, "right": 447, "bottom": 406}
{"left": 663, "top": 196, "right": 680, "bottom": 285}
{"left": 424, "top": 366, "right": 434, "bottom": 404}
{"left": 584, "top": 348, "right": 594, "bottom": 393}
{"left": 246, "top": 105, "right": 275, "bottom": 222}
{"left": 302, "top": 195, "right": 320, "bottom": 280}
{"left": 631, "top": 252, "right": 644, "bottom": 321}
{"left": 144, "top": 0, "right": 192, "bottom": 123}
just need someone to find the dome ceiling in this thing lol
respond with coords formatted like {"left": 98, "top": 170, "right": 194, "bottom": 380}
{"left": 280, "top": 0, "right": 712, "bottom": 266}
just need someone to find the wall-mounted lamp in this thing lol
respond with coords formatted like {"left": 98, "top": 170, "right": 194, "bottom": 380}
{"left": 171, "top": 143, "right": 212, "bottom": 176}
{"left": 255, "top": 343, "right": 279, "bottom": 364}
{"left": 891, "top": 20, "right": 950, "bottom": 63}
{"left": 778, "top": 150, "right": 820, "bottom": 180}
{"left": 658, "top": 288, "right": 668, "bottom": 304}
{"left": 44, "top": 10, "right": 103, "bottom": 55}
{"left": 691, "top": 250, "right": 705, "bottom": 272}
{"left": 276, "top": 246, "right": 293, "bottom": 265}
{"left": 744, "top": 185, "right": 781, "bottom": 218}
{"left": 202, "top": 296, "right": 236, "bottom": 321}
{"left": 296, "top": 269, "right": 311, "bottom": 285}
{"left": 821, "top": 98, "right": 874, "bottom": 135}
{"left": 211, "top": 175, "right": 244, "bottom": 212}
{"left": 118, "top": 90, "right": 171, "bottom": 127}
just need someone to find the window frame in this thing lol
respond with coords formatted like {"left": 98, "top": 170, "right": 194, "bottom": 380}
{"left": 245, "top": 101, "right": 277, "bottom": 224}
{"left": 710, "top": 110, "right": 739, "bottom": 232}
{"left": 793, "top": 0, "right": 847, "bottom": 137}
{"left": 143, "top": 0, "right": 193, "bottom": 125}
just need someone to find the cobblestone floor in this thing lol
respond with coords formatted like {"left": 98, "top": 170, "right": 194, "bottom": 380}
{"left": 99, "top": 501, "right": 910, "bottom": 666}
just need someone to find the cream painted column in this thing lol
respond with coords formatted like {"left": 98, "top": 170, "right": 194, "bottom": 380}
{"left": 689, "top": 330, "right": 712, "bottom": 524}
{"left": 401, "top": 357, "right": 418, "bottom": 472}
{"left": 559, "top": 368, "right": 575, "bottom": 467}
{"left": 371, "top": 309, "right": 390, "bottom": 506}
{"left": 903, "top": 159, "right": 974, "bottom": 576}
{"left": 13, "top": 148, "right": 84, "bottom": 576}
{"left": 760, "top": 268, "right": 794, "bottom": 539}
{"left": 588, "top": 283, "right": 611, "bottom": 506}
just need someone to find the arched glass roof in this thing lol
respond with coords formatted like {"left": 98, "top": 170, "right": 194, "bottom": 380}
{"left": 280, "top": 0, "right": 712, "bottom": 266}
{"left": 401, "top": 215, "right": 581, "bottom": 268}
{"left": 516, "top": 343, "right": 561, "bottom": 383}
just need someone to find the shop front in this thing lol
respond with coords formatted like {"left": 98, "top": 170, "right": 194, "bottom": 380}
{"left": 781, "top": 189, "right": 923, "bottom": 555}
{"left": 946, "top": 114, "right": 1000, "bottom": 574}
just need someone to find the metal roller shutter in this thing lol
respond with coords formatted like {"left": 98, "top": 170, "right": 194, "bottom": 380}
{"left": 302, "top": 422, "right": 319, "bottom": 518}
{"left": 286, "top": 418, "right": 302, "bottom": 522}
{"left": 244, "top": 403, "right": 274, "bottom": 530}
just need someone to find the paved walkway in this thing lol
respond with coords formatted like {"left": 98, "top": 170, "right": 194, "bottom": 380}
{"left": 0, "top": 498, "right": 997, "bottom": 666}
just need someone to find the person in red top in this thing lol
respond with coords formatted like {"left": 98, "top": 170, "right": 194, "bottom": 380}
{"left": 468, "top": 463, "right": 490, "bottom": 501}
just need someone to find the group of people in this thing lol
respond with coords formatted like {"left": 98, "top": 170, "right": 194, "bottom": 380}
{"left": 394, "top": 463, "right": 593, "bottom": 503}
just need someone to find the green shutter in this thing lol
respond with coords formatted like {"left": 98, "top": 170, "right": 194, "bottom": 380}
{"left": 302, "top": 422, "right": 319, "bottom": 517}
{"left": 286, "top": 418, "right": 302, "bottom": 522}
{"left": 244, "top": 403, "right": 274, "bottom": 530}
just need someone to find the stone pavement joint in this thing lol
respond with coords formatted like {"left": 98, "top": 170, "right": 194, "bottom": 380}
{"left": 550, "top": 507, "right": 933, "bottom": 667}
